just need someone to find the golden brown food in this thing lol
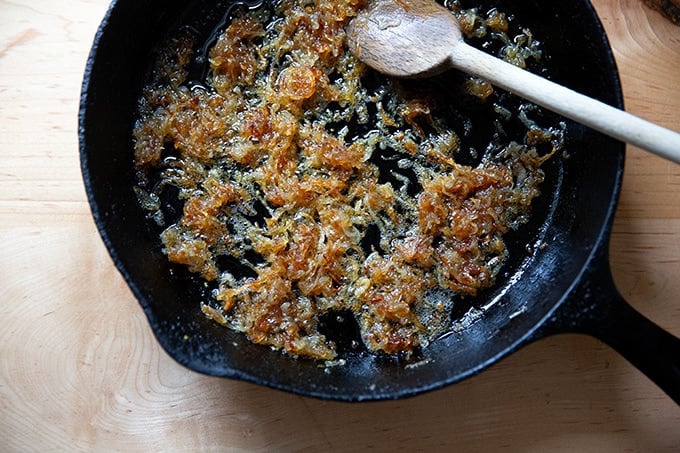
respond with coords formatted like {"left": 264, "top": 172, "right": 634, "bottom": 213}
{"left": 133, "top": 0, "right": 561, "bottom": 360}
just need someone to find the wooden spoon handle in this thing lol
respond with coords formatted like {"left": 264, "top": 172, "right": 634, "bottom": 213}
{"left": 448, "top": 43, "right": 680, "bottom": 163}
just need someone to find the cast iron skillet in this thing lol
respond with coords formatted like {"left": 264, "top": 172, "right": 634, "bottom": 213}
{"left": 79, "top": 0, "right": 680, "bottom": 402}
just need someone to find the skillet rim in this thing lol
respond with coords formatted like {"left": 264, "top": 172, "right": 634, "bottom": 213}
{"left": 79, "top": 0, "right": 626, "bottom": 401}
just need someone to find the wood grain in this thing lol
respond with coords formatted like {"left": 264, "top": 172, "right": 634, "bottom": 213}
{"left": 1, "top": 0, "right": 679, "bottom": 451}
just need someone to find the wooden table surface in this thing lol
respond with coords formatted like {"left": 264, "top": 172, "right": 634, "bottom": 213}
{"left": 1, "top": 0, "right": 679, "bottom": 450}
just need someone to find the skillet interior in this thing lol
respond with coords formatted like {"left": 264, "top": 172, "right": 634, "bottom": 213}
{"left": 80, "top": 0, "right": 624, "bottom": 400}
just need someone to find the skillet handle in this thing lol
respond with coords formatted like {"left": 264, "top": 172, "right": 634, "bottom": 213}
{"left": 535, "top": 248, "right": 680, "bottom": 405}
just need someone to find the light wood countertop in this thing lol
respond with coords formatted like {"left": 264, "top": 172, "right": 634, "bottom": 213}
{"left": 1, "top": 0, "right": 679, "bottom": 450}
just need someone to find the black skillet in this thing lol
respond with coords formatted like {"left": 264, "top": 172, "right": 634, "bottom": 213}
{"left": 79, "top": 0, "right": 680, "bottom": 402}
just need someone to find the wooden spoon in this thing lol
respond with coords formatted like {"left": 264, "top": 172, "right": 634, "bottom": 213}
{"left": 346, "top": 0, "right": 680, "bottom": 164}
